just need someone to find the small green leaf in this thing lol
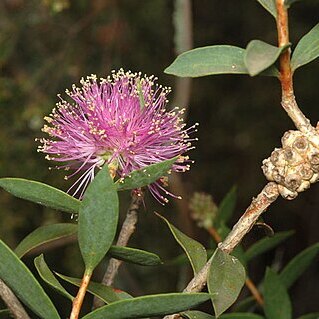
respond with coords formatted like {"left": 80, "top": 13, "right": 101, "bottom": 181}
{"left": 0, "top": 178, "right": 80, "bottom": 214}
{"left": 0, "top": 240, "right": 60, "bottom": 319}
{"left": 157, "top": 213, "right": 207, "bottom": 274}
{"left": 0, "top": 310, "right": 11, "bottom": 318}
{"left": 245, "top": 230, "right": 294, "bottom": 262}
{"left": 215, "top": 186, "right": 237, "bottom": 226}
{"left": 165, "top": 45, "right": 248, "bottom": 77}
{"left": 15, "top": 223, "right": 77, "bottom": 258}
{"left": 264, "top": 268, "right": 292, "bottom": 319}
{"left": 182, "top": 310, "right": 265, "bottom": 319}
{"left": 208, "top": 249, "right": 246, "bottom": 317}
{"left": 55, "top": 273, "right": 120, "bottom": 304}
{"left": 116, "top": 157, "right": 177, "bottom": 191}
{"left": 34, "top": 254, "right": 73, "bottom": 301}
{"left": 82, "top": 293, "right": 211, "bottom": 319}
{"left": 296, "top": 314, "right": 319, "bottom": 319}
{"left": 279, "top": 242, "right": 319, "bottom": 289}
{"left": 256, "top": 0, "right": 277, "bottom": 18}
{"left": 79, "top": 166, "right": 119, "bottom": 272}
{"left": 291, "top": 23, "right": 319, "bottom": 71}
{"left": 244, "top": 40, "right": 286, "bottom": 76}
{"left": 108, "top": 246, "right": 162, "bottom": 266}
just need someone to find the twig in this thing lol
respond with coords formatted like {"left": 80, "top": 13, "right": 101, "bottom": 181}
{"left": 0, "top": 279, "right": 31, "bottom": 319}
{"left": 70, "top": 271, "right": 92, "bottom": 319}
{"left": 92, "top": 191, "right": 143, "bottom": 309}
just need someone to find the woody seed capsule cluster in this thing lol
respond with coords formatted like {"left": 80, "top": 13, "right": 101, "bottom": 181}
{"left": 262, "top": 130, "right": 319, "bottom": 200}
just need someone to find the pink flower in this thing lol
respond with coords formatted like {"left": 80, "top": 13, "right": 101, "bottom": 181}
{"left": 38, "top": 69, "right": 197, "bottom": 203}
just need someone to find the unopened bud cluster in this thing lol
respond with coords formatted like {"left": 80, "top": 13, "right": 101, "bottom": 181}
{"left": 262, "top": 130, "right": 319, "bottom": 200}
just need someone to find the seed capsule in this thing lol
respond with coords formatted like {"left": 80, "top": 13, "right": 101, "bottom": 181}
{"left": 297, "top": 180, "right": 310, "bottom": 192}
{"left": 292, "top": 136, "right": 308, "bottom": 153}
{"left": 299, "top": 163, "right": 314, "bottom": 180}
{"left": 278, "top": 185, "right": 298, "bottom": 200}
{"left": 284, "top": 173, "right": 302, "bottom": 191}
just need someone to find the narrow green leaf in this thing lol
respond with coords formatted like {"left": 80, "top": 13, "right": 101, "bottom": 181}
{"left": 165, "top": 45, "right": 248, "bottom": 77}
{"left": 245, "top": 230, "right": 295, "bottom": 262}
{"left": 55, "top": 273, "right": 120, "bottom": 304}
{"left": 34, "top": 254, "right": 73, "bottom": 301}
{"left": 116, "top": 157, "right": 177, "bottom": 191}
{"left": 108, "top": 246, "right": 162, "bottom": 266}
{"left": 157, "top": 213, "right": 207, "bottom": 274}
{"left": 208, "top": 249, "right": 246, "bottom": 317}
{"left": 256, "top": 0, "right": 277, "bottom": 18}
{"left": 264, "top": 268, "right": 292, "bottom": 319}
{"left": 0, "top": 178, "right": 80, "bottom": 214}
{"left": 15, "top": 223, "right": 77, "bottom": 258}
{"left": 215, "top": 186, "right": 237, "bottom": 226}
{"left": 296, "top": 314, "right": 319, "bottom": 319}
{"left": 279, "top": 242, "right": 319, "bottom": 289}
{"left": 244, "top": 40, "right": 286, "bottom": 76}
{"left": 0, "top": 240, "right": 60, "bottom": 319}
{"left": 291, "top": 23, "right": 319, "bottom": 71}
{"left": 0, "top": 310, "right": 11, "bottom": 318}
{"left": 182, "top": 310, "right": 265, "bottom": 319}
{"left": 82, "top": 293, "right": 211, "bottom": 319}
{"left": 79, "top": 165, "right": 119, "bottom": 272}
{"left": 165, "top": 45, "right": 278, "bottom": 78}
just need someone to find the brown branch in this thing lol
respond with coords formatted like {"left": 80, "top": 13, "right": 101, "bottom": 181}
{"left": 0, "top": 279, "right": 31, "bottom": 319}
{"left": 70, "top": 271, "right": 92, "bottom": 319}
{"left": 275, "top": 0, "right": 315, "bottom": 136}
{"left": 92, "top": 191, "right": 143, "bottom": 309}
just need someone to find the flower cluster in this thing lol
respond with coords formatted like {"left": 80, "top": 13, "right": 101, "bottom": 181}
{"left": 38, "top": 69, "right": 197, "bottom": 203}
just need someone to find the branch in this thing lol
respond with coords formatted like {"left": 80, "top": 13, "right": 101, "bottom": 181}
{"left": 92, "top": 191, "right": 143, "bottom": 309}
{"left": 0, "top": 279, "right": 31, "bottom": 319}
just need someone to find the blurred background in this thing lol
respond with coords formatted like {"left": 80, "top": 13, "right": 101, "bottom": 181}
{"left": 0, "top": 0, "right": 319, "bottom": 317}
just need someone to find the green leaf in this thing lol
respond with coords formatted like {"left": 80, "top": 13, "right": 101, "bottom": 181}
{"left": 296, "top": 314, "right": 319, "bottom": 319}
{"left": 0, "top": 310, "right": 11, "bottom": 318}
{"left": 244, "top": 40, "right": 286, "bottom": 76}
{"left": 208, "top": 249, "right": 246, "bottom": 317}
{"left": 279, "top": 242, "right": 319, "bottom": 289}
{"left": 55, "top": 273, "right": 120, "bottom": 304}
{"left": 82, "top": 293, "right": 211, "bottom": 319}
{"left": 182, "top": 310, "right": 265, "bottom": 319}
{"left": 0, "top": 178, "right": 80, "bottom": 214}
{"left": 0, "top": 239, "right": 60, "bottom": 319}
{"left": 34, "top": 254, "right": 73, "bottom": 301}
{"left": 108, "top": 246, "right": 162, "bottom": 266}
{"left": 15, "top": 223, "right": 77, "bottom": 258}
{"left": 165, "top": 45, "right": 248, "bottom": 77}
{"left": 78, "top": 166, "right": 119, "bottom": 272}
{"left": 245, "top": 230, "right": 295, "bottom": 262}
{"left": 263, "top": 268, "right": 292, "bottom": 319}
{"left": 116, "top": 157, "right": 177, "bottom": 191}
{"left": 291, "top": 23, "right": 319, "bottom": 71}
{"left": 256, "top": 0, "right": 277, "bottom": 18}
{"left": 157, "top": 213, "right": 207, "bottom": 274}
{"left": 165, "top": 45, "right": 278, "bottom": 78}
{"left": 215, "top": 186, "right": 237, "bottom": 226}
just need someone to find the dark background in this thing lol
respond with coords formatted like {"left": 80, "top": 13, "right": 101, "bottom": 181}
{"left": 0, "top": 0, "right": 319, "bottom": 317}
